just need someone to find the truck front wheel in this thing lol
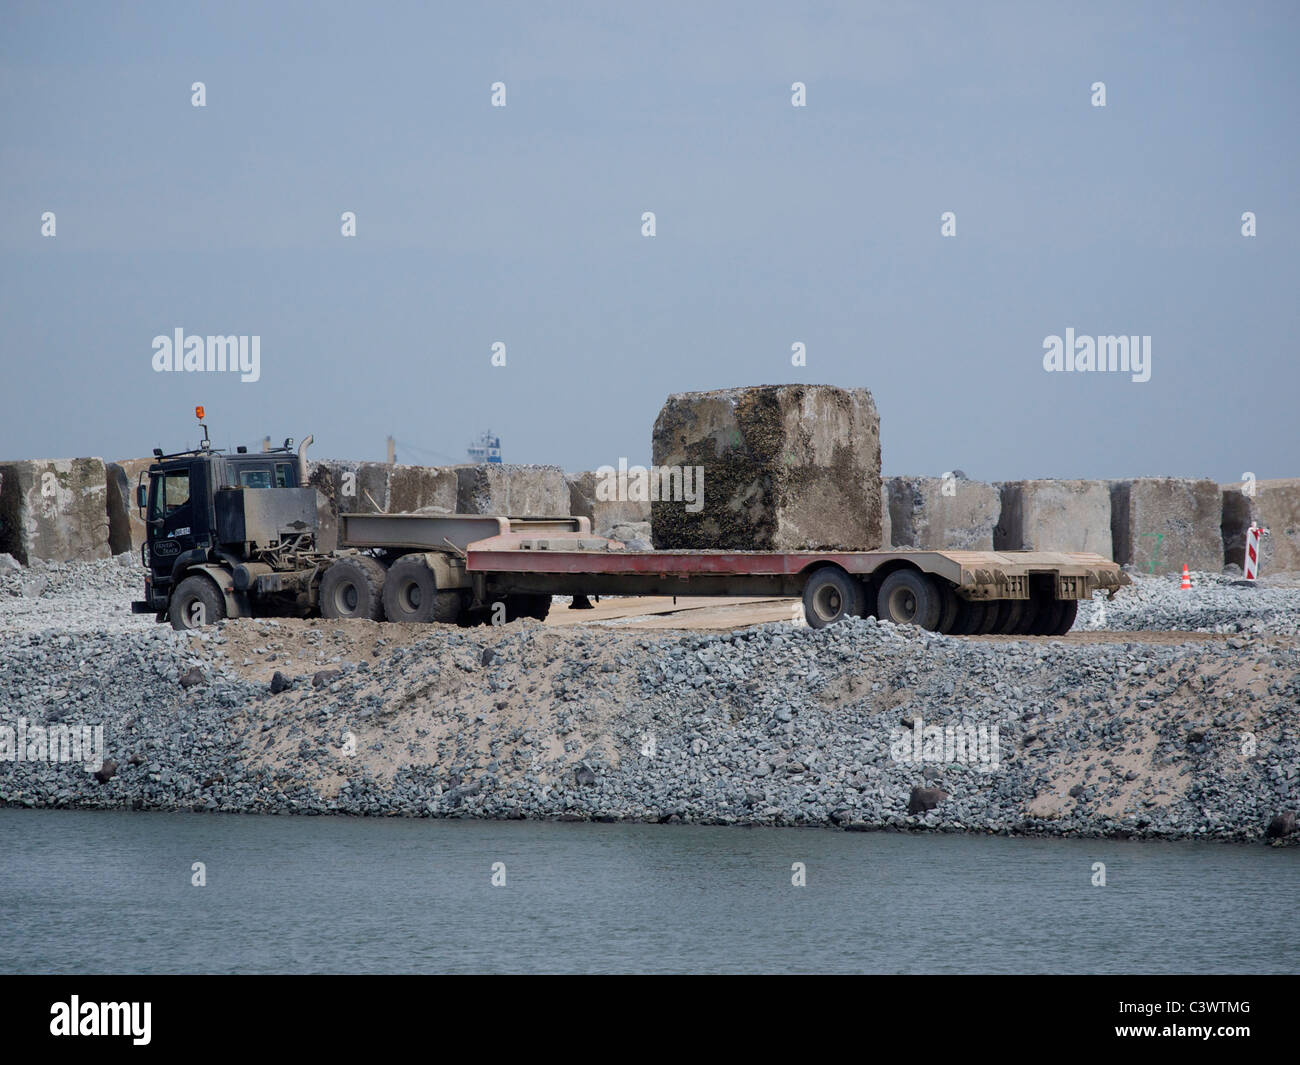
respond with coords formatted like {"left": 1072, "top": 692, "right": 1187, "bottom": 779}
{"left": 319, "top": 556, "right": 387, "bottom": 621}
{"left": 169, "top": 574, "right": 226, "bottom": 631}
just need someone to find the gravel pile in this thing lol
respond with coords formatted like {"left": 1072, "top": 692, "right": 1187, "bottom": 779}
{"left": 1076, "top": 570, "right": 1300, "bottom": 636}
{"left": 1, "top": 556, "right": 1297, "bottom": 842}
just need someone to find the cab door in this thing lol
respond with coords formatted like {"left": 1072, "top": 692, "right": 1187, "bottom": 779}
{"left": 147, "top": 461, "right": 206, "bottom": 583}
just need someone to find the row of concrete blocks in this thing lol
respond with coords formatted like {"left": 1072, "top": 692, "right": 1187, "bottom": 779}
{"left": 0, "top": 457, "right": 651, "bottom": 563}
{"left": 882, "top": 475, "right": 1300, "bottom": 574}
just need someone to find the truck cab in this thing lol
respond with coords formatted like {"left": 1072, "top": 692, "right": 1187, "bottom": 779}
{"left": 132, "top": 442, "right": 307, "bottom": 625}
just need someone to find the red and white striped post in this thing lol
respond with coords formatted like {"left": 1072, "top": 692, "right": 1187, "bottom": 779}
{"left": 1243, "top": 523, "right": 1264, "bottom": 582}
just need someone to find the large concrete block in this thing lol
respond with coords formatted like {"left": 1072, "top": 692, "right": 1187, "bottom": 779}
{"left": 650, "top": 384, "right": 882, "bottom": 550}
{"left": 1222, "top": 478, "right": 1300, "bottom": 574}
{"left": 880, "top": 478, "right": 891, "bottom": 548}
{"left": 387, "top": 464, "right": 459, "bottom": 515}
{"left": 105, "top": 458, "right": 155, "bottom": 555}
{"left": 1110, "top": 478, "right": 1222, "bottom": 574}
{"left": 0, "top": 458, "right": 111, "bottom": 563}
{"left": 454, "top": 464, "right": 569, "bottom": 516}
{"left": 566, "top": 470, "right": 652, "bottom": 536}
{"left": 885, "top": 475, "right": 999, "bottom": 550}
{"left": 995, "top": 480, "right": 1112, "bottom": 556}
{"left": 306, "top": 460, "right": 391, "bottom": 552}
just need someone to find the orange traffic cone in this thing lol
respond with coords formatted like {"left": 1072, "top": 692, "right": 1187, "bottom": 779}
{"left": 1180, "top": 565, "right": 1192, "bottom": 590}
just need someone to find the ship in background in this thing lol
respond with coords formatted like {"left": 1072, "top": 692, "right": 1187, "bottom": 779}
{"left": 467, "top": 431, "right": 502, "bottom": 464}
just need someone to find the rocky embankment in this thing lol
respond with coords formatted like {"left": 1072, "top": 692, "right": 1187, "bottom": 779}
{"left": 1, "top": 556, "right": 1297, "bottom": 843}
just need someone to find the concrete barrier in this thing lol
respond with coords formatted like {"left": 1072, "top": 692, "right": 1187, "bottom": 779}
{"left": 567, "top": 470, "right": 652, "bottom": 536}
{"left": 1110, "top": 478, "right": 1222, "bottom": 575}
{"left": 0, "top": 458, "right": 111, "bottom": 564}
{"left": 105, "top": 458, "right": 155, "bottom": 555}
{"left": 1222, "top": 478, "right": 1300, "bottom": 573}
{"left": 651, "top": 384, "right": 882, "bottom": 550}
{"left": 995, "top": 480, "right": 1112, "bottom": 555}
{"left": 306, "top": 460, "right": 391, "bottom": 552}
{"left": 885, "top": 475, "right": 999, "bottom": 550}
{"left": 455, "top": 464, "right": 569, "bottom": 516}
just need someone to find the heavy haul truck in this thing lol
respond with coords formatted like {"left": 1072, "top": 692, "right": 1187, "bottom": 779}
{"left": 132, "top": 418, "right": 1129, "bottom": 635}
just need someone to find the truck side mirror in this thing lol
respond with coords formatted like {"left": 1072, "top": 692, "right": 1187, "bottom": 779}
{"left": 136, "top": 483, "right": 147, "bottom": 512}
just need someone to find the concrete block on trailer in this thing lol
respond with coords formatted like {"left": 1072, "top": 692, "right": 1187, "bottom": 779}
{"left": 880, "top": 478, "right": 892, "bottom": 548}
{"left": 1222, "top": 477, "right": 1300, "bottom": 574}
{"left": 455, "top": 464, "right": 569, "bottom": 517}
{"left": 650, "top": 384, "right": 882, "bottom": 551}
{"left": 994, "top": 480, "right": 1112, "bottom": 556}
{"left": 0, "top": 457, "right": 111, "bottom": 564}
{"left": 885, "top": 474, "right": 999, "bottom": 550}
{"left": 566, "top": 470, "right": 652, "bottom": 536}
{"left": 1110, "top": 477, "right": 1222, "bottom": 575}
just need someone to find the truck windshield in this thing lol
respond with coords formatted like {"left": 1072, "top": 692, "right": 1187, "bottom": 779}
{"left": 240, "top": 469, "right": 272, "bottom": 489}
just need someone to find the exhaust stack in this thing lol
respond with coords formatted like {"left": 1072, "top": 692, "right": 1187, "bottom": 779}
{"left": 298, "top": 434, "right": 314, "bottom": 485}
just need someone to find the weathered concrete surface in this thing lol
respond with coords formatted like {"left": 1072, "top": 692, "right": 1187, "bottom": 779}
{"left": 105, "top": 458, "right": 155, "bottom": 555}
{"left": 880, "top": 479, "right": 892, "bottom": 548}
{"left": 388, "top": 464, "right": 459, "bottom": 515}
{"left": 306, "top": 461, "right": 394, "bottom": 552}
{"left": 1110, "top": 478, "right": 1222, "bottom": 575}
{"left": 650, "top": 385, "right": 882, "bottom": 551}
{"left": 566, "top": 470, "right": 652, "bottom": 536}
{"left": 995, "top": 480, "right": 1112, "bottom": 556}
{"left": 0, "top": 458, "right": 111, "bottom": 564}
{"left": 885, "top": 475, "right": 999, "bottom": 550}
{"left": 455, "top": 464, "right": 569, "bottom": 516}
{"left": 1222, "top": 478, "right": 1300, "bottom": 573}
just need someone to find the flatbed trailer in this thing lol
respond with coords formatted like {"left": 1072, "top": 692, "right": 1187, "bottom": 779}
{"left": 337, "top": 513, "right": 1129, "bottom": 635}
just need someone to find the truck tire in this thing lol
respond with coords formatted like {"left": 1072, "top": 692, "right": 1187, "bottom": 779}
{"left": 802, "top": 567, "right": 866, "bottom": 629}
{"left": 935, "top": 582, "right": 961, "bottom": 634}
{"left": 169, "top": 574, "right": 226, "bottom": 630}
{"left": 382, "top": 555, "right": 461, "bottom": 624}
{"left": 319, "top": 556, "right": 387, "bottom": 621}
{"left": 1013, "top": 586, "right": 1050, "bottom": 635}
{"left": 1051, "top": 599, "right": 1079, "bottom": 635}
{"left": 950, "top": 597, "right": 986, "bottom": 635}
{"left": 876, "top": 570, "right": 942, "bottom": 631}
{"left": 506, "top": 594, "right": 552, "bottom": 622}
{"left": 990, "top": 598, "right": 1024, "bottom": 635}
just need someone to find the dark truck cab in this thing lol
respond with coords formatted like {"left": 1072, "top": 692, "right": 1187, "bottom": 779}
{"left": 132, "top": 434, "right": 313, "bottom": 626}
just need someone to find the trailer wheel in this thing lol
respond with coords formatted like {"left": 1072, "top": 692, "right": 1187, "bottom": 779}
{"left": 935, "top": 581, "right": 961, "bottom": 634}
{"left": 382, "top": 555, "right": 461, "bottom": 624}
{"left": 506, "top": 594, "right": 552, "bottom": 622}
{"left": 802, "top": 567, "right": 866, "bottom": 628}
{"left": 169, "top": 574, "right": 226, "bottom": 630}
{"left": 990, "top": 598, "right": 1024, "bottom": 635}
{"left": 1013, "top": 586, "right": 1050, "bottom": 635}
{"left": 950, "top": 596, "right": 985, "bottom": 635}
{"left": 319, "top": 556, "right": 387, "bottom": 621}
{"left": 1049, "top": 599, "right": 1078, "bottom": 635}
{"left": 876, "top": 570, "right": 942, "bottom": 631}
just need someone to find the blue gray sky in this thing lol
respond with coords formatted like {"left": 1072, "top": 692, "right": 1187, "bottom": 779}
{"left": 2, "top": 1, "right": 1296, "bottom": 480}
